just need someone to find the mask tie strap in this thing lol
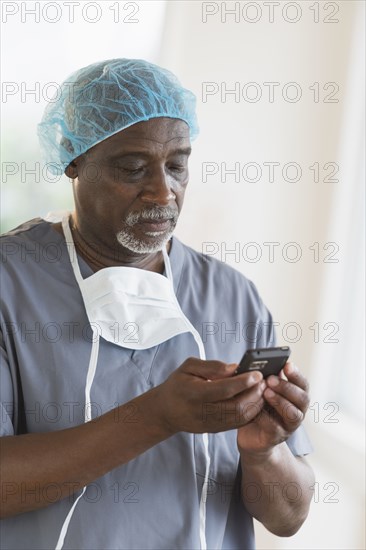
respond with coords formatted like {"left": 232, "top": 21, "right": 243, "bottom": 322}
{"left": 56, "top": 216, "right": 100, "bottom": 549}
{"left": 61, "top": 214, "right": 84, "bottom": 286}
{"left": 162, "top": 245, "right": 210, "bottom": 550}
{"left": 162, "top": 244, "right": 174, "bottom": 282}
{"left": 191, "top": 332, "right": 210, "bottom": 550}
{"left": 54, "top": 331, "right": 100, "bottom": 550}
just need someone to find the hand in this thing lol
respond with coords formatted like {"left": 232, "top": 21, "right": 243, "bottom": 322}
{"left": 154, "top": 357, "right": 266, "bottom": 435}
{"left": 237, "top": 362, "right": 310, "bottom": 456}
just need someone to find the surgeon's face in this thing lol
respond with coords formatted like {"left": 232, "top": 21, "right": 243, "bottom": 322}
{"left": 68, "top": 118, "right": 191, "bottom": 255}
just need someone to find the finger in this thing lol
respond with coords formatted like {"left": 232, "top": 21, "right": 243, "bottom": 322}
{"left": 200, "top": 371, "right": 264, "bottom": 403}
{"left": 214, "top": 386, "right": 266, "bottom": 429}
{"left": 283, "top": 362, "right": 310, "bottom": 393}
{"left": 263, "top": 388, "right": 304, "bottom": 430}
{"left": 234, "top": 385, "right": 266, "bottom": 424}
{"left": 266, "top": 378, "right": 309, "bottom": 415}
{"left": 182, "top": 358, "right": 238, "bottom": 380}
{"left": 267, "top": 363, "right": 310, "bottom": 413}
{"left": 266, "top": 374, "right": 309, "bottom": 414}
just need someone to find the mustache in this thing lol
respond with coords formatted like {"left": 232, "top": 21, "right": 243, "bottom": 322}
{"left": 125, "top": 207, "right": 179, "bottom": 226}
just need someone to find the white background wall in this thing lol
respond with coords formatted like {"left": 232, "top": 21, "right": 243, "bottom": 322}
{"left": 1, "top": 1, "right": 365, "bottom": 548}
{"left": 159, "top": 3, "right": 365, "bottom": 548}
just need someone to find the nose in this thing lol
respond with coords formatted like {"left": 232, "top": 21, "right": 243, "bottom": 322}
{"left": 140, "top": 168, "right": 176, "bottom": 206}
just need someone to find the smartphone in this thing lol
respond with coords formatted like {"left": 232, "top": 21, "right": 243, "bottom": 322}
{"left": 235, "top": 346, "right": 291, "bottom": 378}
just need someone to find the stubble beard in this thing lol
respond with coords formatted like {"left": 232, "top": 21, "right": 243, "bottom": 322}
{"left": 116, "top": 206, "right": 178, "bottom": 254}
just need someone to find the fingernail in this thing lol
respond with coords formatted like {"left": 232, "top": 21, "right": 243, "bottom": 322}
{"left": 251, "top": 371, "right": 263, "bottom": 383}
{"left": 268, "top": 376, "right": 279, "bottom": 387}
{"left": 228, "top": 363, "right": 238, "bottom": 371}
{"left": 286, "top": 362, "right": 298, "bottom": 374}
{"left": 286, "top": 362, "right": 294, "bottom": 373}
{"left": 265, "top": 388, "right": 275, "bottom": 398}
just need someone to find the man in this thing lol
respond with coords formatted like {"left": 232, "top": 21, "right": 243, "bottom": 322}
{"left": 0, "top": 59, "right": 314, "bottom": 549}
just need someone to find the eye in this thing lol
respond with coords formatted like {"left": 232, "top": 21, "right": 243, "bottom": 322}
{"left": 126, "top": 167, "right": 144, "bottom": 175}
{"left": 167, "top": 153, "right": 190, "bottom": 175}
{"left": 169, "top": 165, "right": 185, "bottom": 172}
{"left": 112, "top": 164, "right": 146, "bottom": 180}
{"left": 120, "top": 162, "right": 145, "bottom": 172}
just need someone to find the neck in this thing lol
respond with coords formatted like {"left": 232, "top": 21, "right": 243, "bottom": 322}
{"left": 52, "top": 218, "right": 169, "bottom": 274}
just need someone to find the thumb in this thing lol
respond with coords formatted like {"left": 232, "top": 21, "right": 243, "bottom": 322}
{"left": 181, "top": 358, "right": 238, "bottom": 380}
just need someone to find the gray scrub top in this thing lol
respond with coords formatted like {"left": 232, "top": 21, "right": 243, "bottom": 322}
{"left": 0, "top": 219, "right": 312, "bottom": 550}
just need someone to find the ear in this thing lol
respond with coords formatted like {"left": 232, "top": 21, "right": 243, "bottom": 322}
{"left": 65, "top": 159, "right": 78, "bottom": 179}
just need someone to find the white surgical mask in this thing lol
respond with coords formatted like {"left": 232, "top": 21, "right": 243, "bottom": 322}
{"left": 52, "top": 213, "right": 210, "bottom": 550}
{"left": 64, "top": 228, "right": 203, "bottom": 351}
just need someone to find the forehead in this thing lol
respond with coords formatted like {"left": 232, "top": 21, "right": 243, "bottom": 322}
{"left": 86, "top": 117, "right": 191, "bottom": 159}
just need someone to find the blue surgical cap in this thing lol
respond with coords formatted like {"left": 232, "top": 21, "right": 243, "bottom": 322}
{"left": 37, "top": 58, "right": 199, "bottom": 175}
